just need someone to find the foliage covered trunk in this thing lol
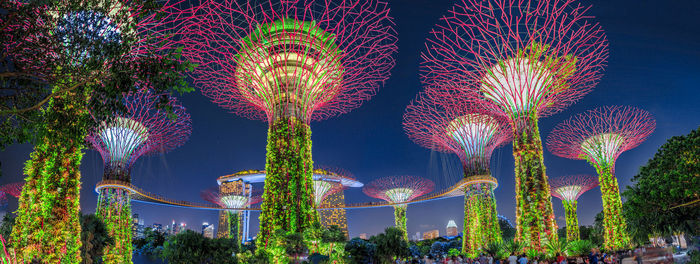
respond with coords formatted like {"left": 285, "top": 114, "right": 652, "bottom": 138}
{"left": 97, "top": 188, "right": 132, "bottom": 264}
{"left": 227, "top": 211, "right": 241, "bottom": 243}
{"left": 258, "top": 117, "right": 318, "bottom": 247}
{"left": 393, "top": 205, "right": 408, "bottom": 241}
{"left": 463, "top": 182, "right": 502, "bottom": 254}
{"left": 562, "top": 200, "right": 580, "bottom": 242}
{"left": 11, "top": 89, "right": 88, "bottom": 263}
{"left": 594, "top": 163, "right": 630, "bottom": 250}
{"left": 512, "top": 116, "right": 557, "bottom": 251}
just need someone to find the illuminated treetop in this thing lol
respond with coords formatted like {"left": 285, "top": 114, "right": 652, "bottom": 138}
{"left": 86, "top": 90, "right": 192, "bottom": 170}
{"left": 201, "top": 188, "right": 262, "bottom": 210}
{"left": 312, "top": 166, "right": 358, "bottom": 206}
{"left": 363, "top": 176, "right": 434, "bottom": 204}
{"left": 404, "top": 92, "right": 511, "bottom": 174}
{"left": 174, "top": 0, "right": 397, "bottom": 122}
{"left": 421, "top": 0, "right": 608, "bottom": 120}
{"left": 549, "top": 174, "right": 598, "bottom": 201}
{"left": 547, "top": 106, "right": 656, "bottom": 166}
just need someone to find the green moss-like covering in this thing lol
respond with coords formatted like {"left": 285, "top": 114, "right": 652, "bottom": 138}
{"left": 562, "top": 200, "right": 579, "bottom": 242}
{"left": 512, "top": 115, "right": 558, "bottom": 251}
{"left": 97, "top": 188, "right": 133, "bottom": 264}
{"left": 227, "top": 211, "right": 241, "bottom": 242}
{"left": 394, "top": 205, "right": 408, "bottom": 241}
{"left": 258, "top": 117, "right": 318, "bottom": 247}
{"left": 11, "top": 89, "right": 88, "bottom": 263}
{"left": 593, "top": 163, "right": 630, "bottom": 250}
{"left": 463, "top": 183, "right": 502, "bottom": 254}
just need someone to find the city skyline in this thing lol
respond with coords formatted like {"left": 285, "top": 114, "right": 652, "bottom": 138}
{"left": 1, "top": 0, "right": 699, "bottom": 240}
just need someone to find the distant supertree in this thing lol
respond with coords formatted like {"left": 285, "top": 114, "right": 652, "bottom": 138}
{"left": 549, "top": 175, "right": 598, "bottom": 242}
{"left": 87, "top": 90, "right": 191, "bottom": 263}
{"left": 174, "top": 0, "right": 397, "bottom": 246}
{"left": 421, "top": 0, "right": 608, "bottom": 250}
{"left": 547, "top": 106, "right": 655, "bottom": 249}
{"left": 404, "top": 93, "right": 510, "bottom": 253}
{"left": 202, "top": 185, "right": 261, "bottom": 243}
{"left": 0, "top": 182, "right": 23, "bottom": 208}
{"left": 363, "top": 176, "right": 434, "bottom": 241}
{"left": 313, "top": 167, "right": 358, "bottom": 206}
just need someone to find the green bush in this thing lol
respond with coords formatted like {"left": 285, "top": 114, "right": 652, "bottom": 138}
{"left": 566, "top": 240, "right": 594, "bottom": 257}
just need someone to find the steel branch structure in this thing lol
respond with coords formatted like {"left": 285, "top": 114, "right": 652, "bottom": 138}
{"left": 547, "top": 106, "right": 654, "bottom": 249}
{"left": 404, "top": 93, "right": 509, "bottom": 253}
{"left": 549, "top": 174, "right": 598, "bottom": 242}
{"left": 87, "top": 90, "right": 191, "bottom": 263}
{"left": 363, "top": 176, "right": 434, "bottom": 241}
{"left": 173, "top": 0, "right": 397, "bottom": 246}
{"left": 0, "top": 182, "right": 23, "bottom": 209}
{"left": 421, "top": 0, "right": 608, "bottom": 251}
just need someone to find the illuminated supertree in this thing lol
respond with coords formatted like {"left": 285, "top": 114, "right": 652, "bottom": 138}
{"left": 549, "top": 174, "right": 598, "bottom": 242}
{"left": 421, "top": 0, "right": 608, "bottom": 250}
{"left": 202, "top": 186, "right": 262, "bottom": 243}
{"left": 0, "top": 182, "right": 23, "bottom": 209}
{"left": 404, "top": 93, "right": 510, "bottom": 253}
{"left": 87, "top": 90, "right": 191, "bottom": 263}
{"left": 174, "top": 0, "right": 396, "bottom": 245}
{"left": 547, "top": 106, "right": 655, "bottom": 249}
{"left": 363, "top": 176, "right": 434, "bottom": 241}
{"left": 5, "top": 0, "right": 190, "bottom": 262}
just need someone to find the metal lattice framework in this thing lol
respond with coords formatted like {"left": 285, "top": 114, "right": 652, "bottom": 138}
{"left": 547, "top": 106, "right": 656, "bottom": 168}
{"left": 547, "top": 105, "right": 654, "bottom": 249}
{"left": 0, "top": 182, "right": 23, "bottom": 208}
{"left": 201, "top": 188, "right": 262, "bottom": 211}
{"left": 173, "top": 0, "right": 398, "bottom": 122}
{"left": 362, "top": 176, "right": 435, "bottom": 204}
{"left": 421, "top": 0, "right": 608, "bottom": 120}
{"left": 404, "top": 92, "right": 511, "bottom": 176}
{"left": 549, "top": 174, "right": 598, "bottom": 202}
{"left": 420, "top": 0, "right": 608, "bottom": 250}
{"left": 87, "top": 90, "right": 192, "bottom": 177}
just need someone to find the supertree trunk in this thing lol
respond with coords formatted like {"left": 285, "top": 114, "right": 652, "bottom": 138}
{"left": 227, "top": 211, "right": 241, "bottom": 242}
{"left": 11, "top": 89, "right": 87, "bottom": 263}
{"left": 393, "top": 205, "right": 408, "bottom": 241}
{"left": 562, "top": 200, "right": 580, "bottom": 242}
{"left": 97, "top": 188, "right": 132, "bottom": 264}
{"left": 512, "top": 116, "right": 557, "bottom": 250}
{"left": 463, "top": 183, "right": 502, "bottom": 254}
{"left": 258, "top": 117, "right": 318, "bottom": 246}
{"left": 593, "top": 163, "right": 630, "bottom": 250}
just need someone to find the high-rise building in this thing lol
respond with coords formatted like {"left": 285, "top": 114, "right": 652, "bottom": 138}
{"left": 423, "top": 229, "right": 439, "bottom": 240}
{"left": 446, "top": 220, "right": 458, "bottom": 237}
{"left": 216, "top": 179, "right": 253, "bottom": 242}
{"left": 202, "top": 222, "right": 214, "bottom": 239}
{"left": 132, "top": 214, "right": 144, "bottom": 239}
{"left": 412, "top": 232, "right": 421, "bottom": 241}
{"left": 152, "top": 223, "right": 163, "bottom": 233}
{"left": 319, "top": 186, "right": 349, "bottom": 239}
{"left": 176, "top": 222, "right": 187, "bottom": 234}
{"left": 359, "top": 233, "right": 368, "bottom": 240}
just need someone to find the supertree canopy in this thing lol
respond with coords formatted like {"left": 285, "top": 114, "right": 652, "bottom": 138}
{"left": 547, "top": 106, "right": 655, "bottom": 249}
{"left": 174, "top": 0, "right": 397, "bottom": 245}
{"left": 404, "top": 93, "right": 510, "bottom": 253}
{"left": 202, "top": 185, "right": 262, "bottom": 243}
{"left": 363, "top": 176, "right": 434, "bottom": 241}
{"left": 87, "top": 90, "right": 191, "bottom": 263}
{"left": 549, "top": 174, "right": 598, "bottom": 242}
{"left": 0, "top": 182, "right": 23, "bottom": 208}
{"left": 421, "top": 0, "right": 608, "bottom": 250}
{"left": 6, "top": 0, "right": 190, "bottom": 262}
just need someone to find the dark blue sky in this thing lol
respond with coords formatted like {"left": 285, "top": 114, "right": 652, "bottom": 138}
{"left": 1, "top": 0, "right": 699, "bottom": 239}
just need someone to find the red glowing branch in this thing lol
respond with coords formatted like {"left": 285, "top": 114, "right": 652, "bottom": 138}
{"left": 172, "top": 0, "right": 397, "bottom": 123}
{"left": 86, "top": 90, "right": 192, "bottom": 169}
{"left": 201, "top": 188, "right": 261, "bottom": 209}
{"left": 404, "top": 92, "right": 511, "bottom": 174}
{"left": 547, "top": 106, "right": 655, "bottom": 165}
{"left": 421, "top": 0, "right": 608, "bottom": 120}
{"left": 549, "top": 174, "right": 598, "bottom": 201}
{"left": 362, "top": 175, "right": 434, "bottom": 204}
{"left": 0, "top": 182, "right": 23, "bottom": 198}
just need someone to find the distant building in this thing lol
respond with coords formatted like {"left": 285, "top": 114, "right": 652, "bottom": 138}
{"left": 412, "top": 232, "right": 421, "bottom": 241}
{"left": 446, "top": 220, "right": 458, "bottom": 237}
{"left": 319, "top": 188, "right": 349, "bottom": 239}
{"left": 132, "top": 214, "right": 144, "bottom": 239}
{"left": 202, "top": 222, "right": 214, "bottom": 239}
{"left": 423, "top": 229, "right": 439, "bottom": 240}
{"left": 359, "top": 233, "right": 368, "bottom": 240}
{"left": 152, "top": 223, "right": 163, "bottom": 233}
{"left": 176, "top": 222, "right": 187, "bottom": 234}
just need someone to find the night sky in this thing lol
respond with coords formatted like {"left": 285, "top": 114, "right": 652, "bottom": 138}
{"left": 1, "top": 0, "right": 699, "bottom": 239}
